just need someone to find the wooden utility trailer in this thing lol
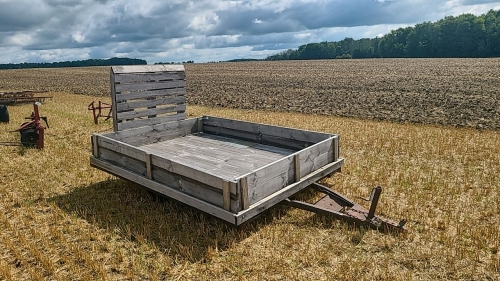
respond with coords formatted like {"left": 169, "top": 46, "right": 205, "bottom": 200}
{"left": 90, "top": 65, "right": 404, "bottom": 231}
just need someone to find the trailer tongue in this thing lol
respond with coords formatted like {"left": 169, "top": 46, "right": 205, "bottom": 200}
{"left": 283, "top": 183, "right": 406, "bottom": 233}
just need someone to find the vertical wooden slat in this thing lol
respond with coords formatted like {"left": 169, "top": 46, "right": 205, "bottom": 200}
{"left": 333, "top": 136, "right": 340, "bottom": 161}
{"left": 197, "top": 117, "right": 203, "bottom": 133}
{"left": 240, "top": 177, "right": 249, "bottom": 210}
{"left": 294, "top": 154, "right": 301, "bottom": 182}
{"left": 92, "top": 135, "right": 99, "bottom": 157}
{"left": 223, "top": 181, "right": 231, "bottom": 211}
{"left": 110, "top": 69, "right": 119, "bottom": 132}
{"left": 146, "top": 153, "right": 153, "bottom": 180}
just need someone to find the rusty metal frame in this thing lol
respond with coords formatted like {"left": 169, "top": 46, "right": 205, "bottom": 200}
{"left": 282, "top": 183, "right": 407, "bottom": 233}
{"left": 88, "top": 101, "right": 112, "bottom": 124}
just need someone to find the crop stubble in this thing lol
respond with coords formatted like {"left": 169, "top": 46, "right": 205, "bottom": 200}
{"left": 1, "top": 58, "right": 499, "bottom": 130}
{"left": 0, "top": 60, "right": 500, "bottom": 280}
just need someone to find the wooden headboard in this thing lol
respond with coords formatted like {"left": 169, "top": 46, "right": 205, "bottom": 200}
{"left": 110, "top": 65, "right": 186, "bottom": 132}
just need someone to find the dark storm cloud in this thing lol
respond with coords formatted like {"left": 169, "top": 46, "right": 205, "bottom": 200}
{"left": 1, "top": 0, "right": 500, "bottom": 63}
{"left": 0, "top": 1, "right": 51, "bottom": 32}
{"left": 207, "top": 0, "right": 443, "bottom": 36}
{"left": 461, "top": 0, "right": 500, "bottom": 4}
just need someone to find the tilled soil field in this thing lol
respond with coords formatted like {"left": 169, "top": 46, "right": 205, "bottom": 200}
{"left": 1, "top": 58, "right": 499, "bottom": 129}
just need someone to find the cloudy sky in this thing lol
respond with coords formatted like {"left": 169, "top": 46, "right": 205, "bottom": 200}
{"left": 0, "top": 0, "right": 499, "bottom": 64}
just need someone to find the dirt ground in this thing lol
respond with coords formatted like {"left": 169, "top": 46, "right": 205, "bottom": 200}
{"left": 1, "top": 58, "right": 499, "bottom": 129}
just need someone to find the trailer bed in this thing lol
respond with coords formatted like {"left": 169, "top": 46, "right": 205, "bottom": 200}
{"left": 90, "top": 65, "right": 344, "bottom": 225}
{"left": 141, "top": 134, "right": 295, "bottom": 179}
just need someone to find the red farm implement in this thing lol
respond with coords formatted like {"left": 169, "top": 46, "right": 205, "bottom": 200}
{"left": 0, "top": 102, "right": 49, "bottom": 149}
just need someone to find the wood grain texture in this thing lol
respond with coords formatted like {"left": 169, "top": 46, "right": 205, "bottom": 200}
{"left": 110, "top": 65, "right": 186, "bottom": 132}
{"left": 203, "top": 116, "right": 332, "bottom": 144}
{"left": 116, "top": 95, "right": 185, "bottom": 112}
{"left": 117, "top": 113, "right": 187, "bottom": 131}
{"left": 111, "top": 65, "right": 185, "bottom": 74}
{"left": 116, "top": 104, "right": 186, "bottom": 120}
{"left": 152, "top": 167, "right": 240, "bottom": 213}
{"left": 235, "top": 158, "right": 344, "bottom": 225}
{"left": 113, "top": 72, "right": 185, "bottom": 83}
{"left": 223, "top": 181, "right": 231, "bottom": 211}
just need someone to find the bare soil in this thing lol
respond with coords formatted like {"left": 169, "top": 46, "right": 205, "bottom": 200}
{"left": 1, "top": 58, "right": 499, "bottom": 129}
{"left": 186, "top": 59, "right": 500, "bottom": 130}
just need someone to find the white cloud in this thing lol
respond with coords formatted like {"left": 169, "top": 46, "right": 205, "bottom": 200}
{"left": 6, "top": 34, "right": 33, "bottom": 46}
{"left": 72, "top": 31, "right": 86, "bottom": 43}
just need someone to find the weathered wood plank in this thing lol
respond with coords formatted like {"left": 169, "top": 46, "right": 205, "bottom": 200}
{"left": 97, "top": 135, "right": 148, "bottom": 162}
{"left": 240, "top": 138, "right": 334, "bottom": 205}
{"left": 112, "top": 65, "right": 185, "bottom": 74}
{"left": 115, "top": 88, "right": 185, "bottom": 102}
{"left": 92, "top": 134, "right": 99, "bottom": 157}
{"left": 145, "top": 145, "right": 248, "bottom": 180}
{"left": 125, "top": 126, "right": 197, "bottom": 146}
{"left": 110, "top": 69, "right": 119, "bottom": 132}
{"left": 223, "top": 181, "right": 231, "bottom": 211}
{"left": 108, "top": 118, "right": 199, "bottom": 142}
{"left": 150, "top": 154, "right": 238, "bottom": 194}
{"left": 110, "top": 65, "right": 186, "bottom": 132}
{"left": 152, "top": 167, "right": 240, "bottom": 213}
{"left": 116, "top": 96, "right": 185, "bottom": 112}
{"left": 203, "top": 116, "right": 332, "bottom": 144}
{"left": 114, "top": 72, "right": 185, "bottom": 83}
{"left": 235, "top": 159, "right": 344, "bottom": 225}
{"left": 240, "top": 177, "right": 249, "bottom": 210}
{"left": 117, "top": 113, "right": 186, "bottom": 131}
{"left": 247, "top": 152, "right": 334, "bottom": 205}
{"left": 203, "top": 125, "right": 307, "bottom": 150}
{"left": 115, "top": 80, "right": 186, "bottom": 93}
{"left": 98, "top": 147, "right": 147, "bottom": 176}
{"left": 116, "top": 104, "right": 186, "bottom": 120}
{"left": 333, "top": 135, "right": 340, "bottom": 162}
{"left": 297, "top": 138, "right": 334, "bottom": 178}
{"left": 140, "top": 134, "right": 291, "bottom": 179}
{"left": 146, "top": 153, "right": 153, "bottom": 180}
{"left": 90, "top": 156, "right": 236, "bottom": 223}
{"left": 294, "top": 154, "right": 300, "bottom": 183}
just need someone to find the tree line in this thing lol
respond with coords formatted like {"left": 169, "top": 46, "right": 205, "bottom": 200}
{"left": 0, "top": 57, "right": 147, "bottom": 70}
{"left": 266, "top": 9, "right": 500, "bottom": 60}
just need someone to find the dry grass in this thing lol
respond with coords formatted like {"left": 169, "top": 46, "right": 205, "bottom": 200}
{"left": 1, "top": 92, "right": 499, "bottom": 280}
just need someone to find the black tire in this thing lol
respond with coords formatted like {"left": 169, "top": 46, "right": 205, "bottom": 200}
{"left": 0, "top": 105, "right": 8, "bottom": 123}
{"left": 20, "top": 129, "right": 38, "bottom": 148}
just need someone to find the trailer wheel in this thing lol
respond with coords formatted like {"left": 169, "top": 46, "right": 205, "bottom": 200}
{"left": 0, "top": 105, "right": 8, "bottom": 123}
{"left": 20, "top": 129, "right": 38, "bottom": 148}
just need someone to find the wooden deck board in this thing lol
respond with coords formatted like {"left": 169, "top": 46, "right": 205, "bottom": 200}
{"left": 139, "top": 133, "right": 296, "bottom": 180}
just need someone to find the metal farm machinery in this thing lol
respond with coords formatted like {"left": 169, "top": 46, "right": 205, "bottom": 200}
{"left": 0, "top": 102, "right": 49, "bottom": 149}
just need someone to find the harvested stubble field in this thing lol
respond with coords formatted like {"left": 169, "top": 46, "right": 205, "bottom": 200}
{"left": 0, "top": 59, "right": 499, "bottom": 280}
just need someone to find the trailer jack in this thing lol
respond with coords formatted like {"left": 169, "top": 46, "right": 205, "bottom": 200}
{"left": 282, "top": 183, "right": 407, "bottom": 233}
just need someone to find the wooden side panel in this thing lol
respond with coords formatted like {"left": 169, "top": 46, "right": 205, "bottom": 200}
{"left": 107, "top": 118, "right": 199, "bottom": 146}
{"left": 150, "top": 154, "right": 238, "bottom": 195}
{"left": 95, "top": 134, "right": 237, "bottom": 194}
{"left": 203, "top": 116, "right": 332, "bottom": 146}
{"left": 202, "top": 125, "right": 306, "bottom": 150}
{"left": 90, "top": 157, "right": 236, "bottom": 223}
{"left": 110, "top": 65, "right": 186, "bottom": 132}
{"left": 117, "top": 113, "right": 187, "bottom": 131}
{"left": 240, "top": 138, "right": 335, "bottom": 205}
{"left": 152, "top": 167, "right": 240, "bottom": 213}
{"left": 235, "top": 159, "right": 344, "bottom": 225}
{"left": 93, "top": 133, "right": 241, "bottom": 213}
